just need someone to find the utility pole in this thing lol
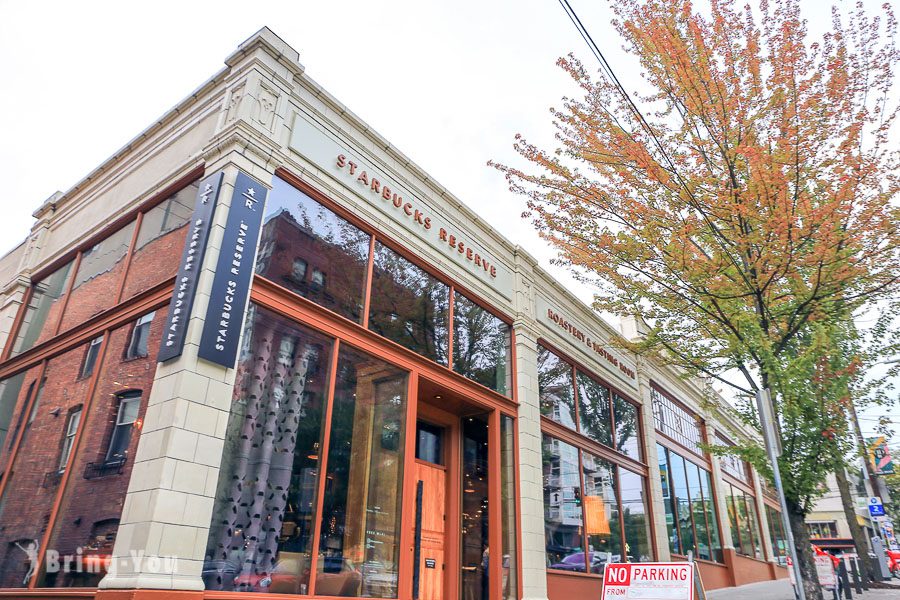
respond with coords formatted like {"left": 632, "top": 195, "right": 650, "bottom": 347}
{"left": 756, "top": 389, "right": 806, "bottom": 599}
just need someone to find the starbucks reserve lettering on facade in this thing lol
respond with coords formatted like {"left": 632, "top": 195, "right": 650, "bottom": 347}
{"left": 289, "top": 114, "right": 513, "bottom": 298}
{"left": 335, "top": 153, "right": 498, "bottom": 279}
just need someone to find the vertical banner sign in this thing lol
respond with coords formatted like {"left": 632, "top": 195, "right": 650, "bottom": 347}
{"left": 198, "top": 171, "right": 268, "bottom": 368}
{"left": 601, "top": 562, "right": 693, "bottom": 599}
{"left": 157, "top": 171, "right": 223, "bottom": 363}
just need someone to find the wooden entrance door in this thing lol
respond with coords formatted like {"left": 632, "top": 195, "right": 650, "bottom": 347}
{"left": 415, "top": 461, "right": 447, "bottom": 600}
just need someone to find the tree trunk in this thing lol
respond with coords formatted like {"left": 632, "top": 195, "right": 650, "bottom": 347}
{"left": 787, "top": 499, "right": 824, "bottom": 600}
{"left": 834, "top": 465, "right": 878, "bottom": 584}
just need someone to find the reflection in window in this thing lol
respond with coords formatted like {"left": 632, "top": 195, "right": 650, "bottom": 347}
{"left": 72, "top": 222, "right": 135, "bottom": 290}
{"left": 125, "top": 312, "right": 154, "bottom": 359}
{"left": 105, "top": 392, "right": 141, "bottom": 465}
{"left": 767, "top": 506, "right": 788, "bottom": 565}
{"left": 0, "top": 373, "right": 27, "bottom": 452}
{"left": 256, "top": 177, "right": 371, "bottom": 323}
{"left": 613, "top": 394, "right": 641, "bottom": 460}
{"left": 134, "top": 185, "right": 195, "bottom": 250}
{"left": 59, "top": 407, "right": 82, "bottom": 472}
{"left": 452, "top": 292, "right": 510, "bottom": 395}
{"left": 651, "top": 387, "right": 703, "bottom": 454}
{"left": 577, "top": 373, "right": 611, "bottom": 447}
{"left": 657, "top": 444, "right": 723, "bottom": 562}
{"left": 500, "top": 416, "right": 518, "bottom": 599}
{"left": 582, "top": 452, "right": 621, "bottom": 571}
{"left": 537, "top": 345, "right": 575, "bottom": 428}
{"left": 368, "top": 241, "right": 450, "bottom": 365}
{"left": 12, "top": 261, "right": 73, "bottom": 355}
{"left": 727, "top": 483, "right": 762, "bottom": 559}
{"left": 205, "top": 307, "right": 333, "bottom": 594}
{"left": 318, "top": 345, "right": 407, "bottom": 597}
{"left": 80, "top": 336, "right": 103, "bottom": 379}
{"left": 619, "top": 469, "right": 653, "bottom": 563}
{"left": 542, "top": 435, "right": 584, "bottom": 572}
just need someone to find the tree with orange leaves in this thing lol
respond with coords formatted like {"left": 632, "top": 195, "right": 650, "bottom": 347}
{"left": 494, "top": 0, "right": 899, "bottom": 595}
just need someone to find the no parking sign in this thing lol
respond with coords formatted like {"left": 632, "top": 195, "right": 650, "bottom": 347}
{"left": 601, "top": 562, "right": 694, "bottom": 599}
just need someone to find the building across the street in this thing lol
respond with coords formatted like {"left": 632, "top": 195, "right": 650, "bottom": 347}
{"left": 0, "top": 28, "right": 788, "bottom": 600}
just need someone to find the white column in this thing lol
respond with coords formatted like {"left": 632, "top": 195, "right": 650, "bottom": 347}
{"left": 514, "top": 323, "right": 550, "bottom": 600}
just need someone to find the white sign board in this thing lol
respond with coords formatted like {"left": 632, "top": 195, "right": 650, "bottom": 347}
{"left": 601, "top": 562, "right": 693, "bottom": 600}
{"left": 815, "top": 555, "right": 836, "bottom": 588}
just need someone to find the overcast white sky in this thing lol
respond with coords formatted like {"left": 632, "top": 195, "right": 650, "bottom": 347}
{"left": 0, "top": 0, "right": 895, "bottom": 437}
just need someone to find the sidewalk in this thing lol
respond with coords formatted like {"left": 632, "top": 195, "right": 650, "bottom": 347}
{"left": 706, "top": 578, "right": 900, "bottom": 600}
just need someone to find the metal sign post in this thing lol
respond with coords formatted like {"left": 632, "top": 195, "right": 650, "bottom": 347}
{"left": 756, "top": 389, "right": 806, "bottom": 599}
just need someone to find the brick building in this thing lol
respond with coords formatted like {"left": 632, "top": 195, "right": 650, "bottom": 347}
{"left": 0, "top": 28, "right": 787, "bottom": 600}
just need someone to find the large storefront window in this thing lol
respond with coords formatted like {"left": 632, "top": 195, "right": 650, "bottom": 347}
{"left": 582, "top": 452, "right": 621, "bottom": 569}
{"left": 256, "top": 176, "right": 372, "bottom": 323}
{"left": 657, "top": 444, "right": 723, "bottom": 562}
{"left": 257, "top": 176, "right": 511, "bottom": 397}
{"left": 619, "top": 469, "right": 653, "bottom": 563}
{"left": 543, "top": 436, "right": 584, "bottom": 572}
{"left": 651, "top": 387, "right": 703, "bottom": 454}
{"left": 537, "top": 345, "right": 575, "bottom": 428}
{"left": 318, "top": 345, "right": 407, "bottom": 597}
{"left": 766, "top": 505, "right": 787, "bottom": 565}
{"left": 205, "top": 307, "right": 333, "bottom": 594}
{"left": 368, "top": 241, "right": 450, "bottom": 365}
{"left": 544, "top": 434, "right": 653, "bottom": 575}
{"left": 725, "top": 482, "right": 762, "bottom": 559}
{"left": 500, "top": 415, "right": 518, "bottom": 600}
{"left": 538, "top": 345, "right": 641, "bottom": 455}
{"left": 452, "top": 292, "right": 511, "bottom": 395}
{"left": 206, "top": 307, "right": 409, "bottom": 597}
{"left": 577, "top": 373, "right": 612, "bottom": 447}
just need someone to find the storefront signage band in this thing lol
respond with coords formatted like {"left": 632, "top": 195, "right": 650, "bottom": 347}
{"left": 289, "top": 113, "right": 513, "bottom": 299}
{"left": 158, "top": 171, "right": 222, "bottom": 363}
{"left": 198, "top": 171, "right": 268, "bottom": 368}
{"left": 536, "top": 295, "right": 637, "bottom": 382}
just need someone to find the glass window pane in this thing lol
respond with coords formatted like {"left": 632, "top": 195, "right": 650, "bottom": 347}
{"left": 500, "top": 416, "right": 518, "bottom": 599}
{"left": 0, "top": 372, "right": 28, "bottom": 457}
{"left": 726, "top": 485, "right": 743, "bottom": 554}
{"left": 582, "top": 452, "right": 621, "bottom": 572}
{"left": 415, "top": 421, "right": 443, "bottom": 465}
{"left": 537, "top": 346, "right": 575, "bottom": 428}
{"left": 700, "top": 470, "right": 723, "bottom": 563}
{"left": 368, "top": 241, "right": 450, "bottom": 365}
{"left": 11, "top": 261, "right": 73, "bottom": 355}
{"left": 619, "top": 468, "right": 653, "bottom": 563}
{"left": 668, "top": 451, "right": 695, "bottom": 555}
{"left": 256, "top": 176, "right": 371, "bottom": 323}
{"left": 613, "top": 394, "right": 641, "bottom": 459}
{"left": 318, "top": 345, "right": 407, "bottom": 597}
{"left": 452, "top": 292, "right": 511, "bottom": 396}
{"left": 657, "top": 444, "right": 680, "bottom": 555}
{"left": 204, "top": 306, "right": 333, "bottom": 593}
{"left": 542, "top": 435, "right": 584, "bottom": 572}
{"left": 123, "top": 181, "right": 198, "bottom": 299}
{"left": 734, "top": 488, "right": 752, "bottom": 556}
{"left": 685, "top": 462, "right": 709, "bottom": 560}
{"left": 745, "top": 495, "right": 763, "bottom": 559}
{"left": 59, "top": 221, "right": 136, "bottom": 332}
{"left": 577, "top": 373, "right": 611, "bottom": 446}
{"left": 460, "top": 415, "right": 490, "bottom": 600}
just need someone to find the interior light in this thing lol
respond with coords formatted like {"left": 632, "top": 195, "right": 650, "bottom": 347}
{"left": 434, "top": 395, "right": 442, "bottom": 400}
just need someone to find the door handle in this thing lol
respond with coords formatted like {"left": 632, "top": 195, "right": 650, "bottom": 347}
{"left": 461, "top": 566, "right": 477, "bottom": 572}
